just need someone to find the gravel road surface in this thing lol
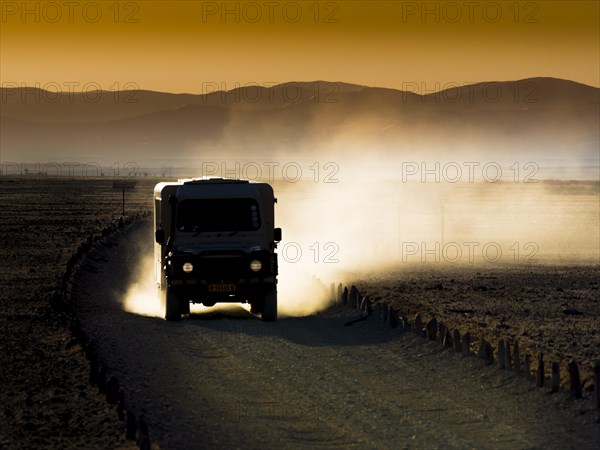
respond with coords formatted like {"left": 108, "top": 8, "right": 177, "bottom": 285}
{"left": 72, "top": 221, "right": 600, "bottom": 449}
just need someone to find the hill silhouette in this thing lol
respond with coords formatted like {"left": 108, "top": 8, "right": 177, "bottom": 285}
{"left": 1, "top": 78, "right": 598, "bottom": 165}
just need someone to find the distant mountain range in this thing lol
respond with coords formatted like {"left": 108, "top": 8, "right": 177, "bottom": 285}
{"left": 1, "top": 78, "right": 598, "bottom": 166}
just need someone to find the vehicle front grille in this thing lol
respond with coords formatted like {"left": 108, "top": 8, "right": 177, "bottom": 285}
{"left": 196, "top": 255, "right": 246, "bottom": 278}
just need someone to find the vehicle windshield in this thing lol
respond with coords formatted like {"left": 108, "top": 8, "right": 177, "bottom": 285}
{"left": 176, "top": 198, "right": 261, "bottom": 232}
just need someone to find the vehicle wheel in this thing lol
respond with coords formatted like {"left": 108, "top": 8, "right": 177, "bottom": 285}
{"left": 261, "top": 290, "right": 277, "bottom": 322}
{"left": 165, "top": 287, "right": 181, "bottom": 321}
{"left": 180, "top": 297, "right": 190, "bottom": 315}
{"left": 250, "top": 298, "right": 264, "bottom": 314}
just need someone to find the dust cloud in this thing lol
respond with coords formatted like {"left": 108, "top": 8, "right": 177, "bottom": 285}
{"left": 120, "top": 245, "right": 333, "bottom": 318}
{"left": 122, "top": 251, "right": 163, "bottom": 318}
{"left": 122, "top": 94, "right": 598, "bottom": 318}
{"left": 122, "top": 153, "right": 599, "bottom": 319}
{"left": 271, "top": 152, "right": 599, "bottom": 316}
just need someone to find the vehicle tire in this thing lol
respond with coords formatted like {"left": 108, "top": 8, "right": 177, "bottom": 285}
{"left": 250, "top": 298, "right": 264, "bottom": 314}
{"left": 180, "top": 297, "right": 190, "bottom": 315}
{"left": 165, "top": 287, "right": 181, "bottom": 321}
{"left": 261, "top": 290, "right": 277, "bottom": 322}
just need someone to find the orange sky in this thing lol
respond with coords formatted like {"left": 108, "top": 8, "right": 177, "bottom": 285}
{"left": 1, "top": 1, "right": 599, "bottom": 93}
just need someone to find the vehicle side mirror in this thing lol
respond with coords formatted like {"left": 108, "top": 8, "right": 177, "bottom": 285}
{"left": 155, "top": 229, "right": 165, "bottom": 244}
{"left": 274, "top": 228, "right": 282, "bottom": 242}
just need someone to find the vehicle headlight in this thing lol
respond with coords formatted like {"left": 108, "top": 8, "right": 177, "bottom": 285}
{"left": 182, "top": 262, "right": 193, "bottom": 273}
{"left": 249, "top": 260, "right": 262, "bottom": 272}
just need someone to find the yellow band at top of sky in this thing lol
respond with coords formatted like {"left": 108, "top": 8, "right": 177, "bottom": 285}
{"left": 1, "top": 1, "right": 598, "bottom": 93}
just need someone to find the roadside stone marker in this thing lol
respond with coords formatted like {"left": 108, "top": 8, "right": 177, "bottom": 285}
{"left": 414, "top": 314, "right": 423, "bottom": 336}
{"left": 568, "top": 359, "right": 582, "bottom": 399}
{"left": 484, "top": 341, "right": 494, "bottom": 365}
{"left": 551, "top": 362, "right": 560, "bottom": 393}
{"left": 389, "top": 306, "right": 399, "bottom": 328}
{"left": 462, "top": 333, "right": 471, "bottom": 356}
{"left": 505, "top": 342, "right": 512, "bottom": 370}
{"left": 525, "top": 354, "right": 532, "bottom": 381}
{"left": 536, "top": 353, "right": 545, "bottom": 388}
{"left": 514, "top": 342, "right": 521, "bottom": 373}
{"left": 443, "top": 328, "right": 453, "bottom": 349}
{"left": 452, "top": 329, "right": 462, "bottom": 353}
{"left": 594, "top": 361, "right": 600, "bottom": 408}
{"left": 498, "top": 340, "right": 506, "bottom": 369}
{"left": 426, "top": 317, "right": 438, "bottom": 341}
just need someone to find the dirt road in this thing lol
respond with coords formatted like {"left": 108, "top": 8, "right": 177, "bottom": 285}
{"left": 72, "top": 221, "right": 599, "bottom": 450}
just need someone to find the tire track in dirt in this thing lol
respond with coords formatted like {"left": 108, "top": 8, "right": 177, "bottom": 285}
{"left": 72, "top": 220, "right": 600, "bottom": 450}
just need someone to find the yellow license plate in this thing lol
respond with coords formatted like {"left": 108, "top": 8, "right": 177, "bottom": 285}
{"left": 208, "top": 284, "right": 236, "bottom": 292}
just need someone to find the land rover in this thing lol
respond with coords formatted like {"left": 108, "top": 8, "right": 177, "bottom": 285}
{"left": 154, "top": 178, "right": 281, "bottom": 321}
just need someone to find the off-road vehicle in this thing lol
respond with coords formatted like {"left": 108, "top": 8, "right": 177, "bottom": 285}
{"left": 154, "top": 178, "right": 281, "bottom": 321}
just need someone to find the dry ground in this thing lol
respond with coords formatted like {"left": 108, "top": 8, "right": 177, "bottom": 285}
{"left": 72, "top": 221, "right": 600, "bottom": 449}
{"left": 1, "top": 177, "right": 599, "bottom": 449}
{"left": 354, "top": 263, "right": 600, "bottom": 387}
{"left": 0, "top": 177, "right": 153, "bottom": 449}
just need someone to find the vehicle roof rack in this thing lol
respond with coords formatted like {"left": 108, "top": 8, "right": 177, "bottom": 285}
{"left": 181, "top": 178, "right": 250, "bottom": 185}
